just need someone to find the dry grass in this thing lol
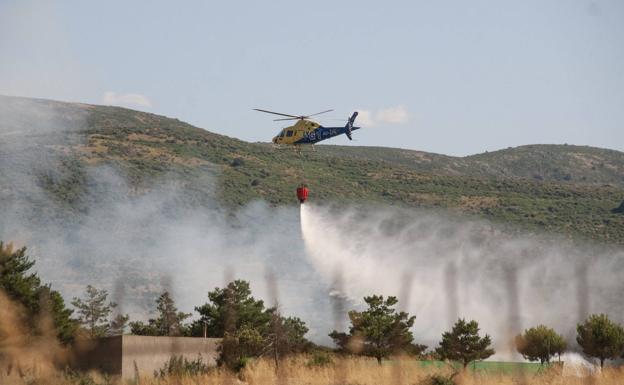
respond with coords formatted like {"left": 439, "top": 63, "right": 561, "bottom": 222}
{"left": 0, "top": 286, "right": 620, "bottom": 385}
{"left": 0, "top": 291, "right": 71, "bottom": 384}
{"left": 2, "top": 355, "right": 624, "bottom": 385}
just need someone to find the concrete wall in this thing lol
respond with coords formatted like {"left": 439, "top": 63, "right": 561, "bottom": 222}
{"left": 72, "top": 336, "right": 123, "bottom": 374}
{"left": 73, "top": 335, "right": 221, "bottom": 380}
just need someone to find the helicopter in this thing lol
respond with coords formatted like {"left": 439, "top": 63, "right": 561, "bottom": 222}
{"left": 253, "top": 108, "right": 360, "bottom": 146}
{"left": 254, "top": 108, "right": 360, "bottom": 205}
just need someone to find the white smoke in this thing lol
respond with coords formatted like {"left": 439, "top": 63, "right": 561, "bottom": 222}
{"left": 0, "top": 97, "right": 332, "bottom": 341}
{"left": 300, "top": 203, "right": 624, "bottom": 359}
{"left": 102, "top": 92, "right": 152, "bottom": 109}
{"left": 3, "top": 172, "right": 333, "bottom": 338}
{"left": 355, "top": 105, "right": 409, "bottom": 127}
{"left": 560, "top": 352, "right": 599, "bottom": 377}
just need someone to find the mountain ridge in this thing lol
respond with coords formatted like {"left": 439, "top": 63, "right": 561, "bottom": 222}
{"left": 3, "top": 94, "right": 624, "bottom": 187}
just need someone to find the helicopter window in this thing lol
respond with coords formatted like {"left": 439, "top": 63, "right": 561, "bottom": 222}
{"left": 286, "top": 130, "right": 294, "bottom": 137}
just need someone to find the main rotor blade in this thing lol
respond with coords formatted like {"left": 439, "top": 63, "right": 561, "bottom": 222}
{"left": 308, "top": 109, "right": 334, "bottom": 117}
{"left": 274, "top": 117, "right": 300, "bottom": 121}
{"left": 253, "top": 108, "right": 300, "bottom": 118}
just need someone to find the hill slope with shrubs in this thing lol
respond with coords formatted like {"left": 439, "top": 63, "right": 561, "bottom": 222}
{"left": 1, "top": 95, "right": 623, "bottom": 244}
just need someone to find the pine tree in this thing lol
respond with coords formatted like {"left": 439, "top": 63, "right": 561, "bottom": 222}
{"left": 71, "top": 285, "right": 117, "bottom": 338}
{"left": 329, "top": 295, "right": 418, "bottom": 364}
{"left": 193, "top": 280, "right": 310, "bottom": 371}
{"left": 0, "top": 241, "right": 76, "bottom": 343}
{"left": 577, "top": 314, "right": 624, "bottom": 368}
{"left": 155, "top": 291, "right": 190, "bottom": 336}
{"left": 515, "top": 325, "right": 567, "bottom": 364}
{"left": 436, "top": 318, "right": 495, "bottom": 368}
{"left": 0, "top": 242, "right": 41, "bottom": 311}
{"left": 129, "top": 291, "right": 190, "bottom": 336}
{"left": 193, "top": 280, "right": 273, "bottom": 337}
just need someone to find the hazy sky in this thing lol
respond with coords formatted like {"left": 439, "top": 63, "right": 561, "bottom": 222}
{"left": 1, "top": 0, "right": 623, "bottom": 156}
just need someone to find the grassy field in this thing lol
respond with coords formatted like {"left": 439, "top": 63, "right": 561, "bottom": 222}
{"left": 0, "top": 356, "right": 618, "bottom": 385}
{"left": 417, "top": 360, "right": 545, "bottom": 374}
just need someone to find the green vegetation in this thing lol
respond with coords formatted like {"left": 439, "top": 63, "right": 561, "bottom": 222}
{"left": 72, "top": 285, "right": 127, "bottom": 337}
{"left": 129, "top": 291, "right": 191, "bottom": 336}
{"left": 155, "top": 355, "right": 211, "bottom": 378}
{"left": 329, "top": 295, "right": 426, "bottom": 364}
{"left": 416, "top": 359, "right": 546, "bottom": 374}
{"left": 62, "top": 367, "right": 115, "bottom": 385}
{"left": 1, "top": 96, "right": 622, "bottom": 244}
{"left": 125, "top": 282, "right": 310, "bottom": 372}
{"left": 192, "top": 280, "right": 272, "bottom": 338}
{"left": 436, "top": 318, "right": 495, "bottom": 369}
{"left": 577, "top": 313, "right": 624, "bottom": 368}
{"left": 319, "top": 143, "right": 624, "bottom": 186}
{"left": 191, "top": 280, "right": 311, "bottom": 370}
{"left": 306, "top": 350, "right": 333, "bottom": 367}
{"left": 0, "top": 241, "right": 76, "bottom": 343}
{"left": 6, "top": 238, "right": 624, "bottom": 377}
{"left": 515, "top": 325, "right": 567, "bottom": 364}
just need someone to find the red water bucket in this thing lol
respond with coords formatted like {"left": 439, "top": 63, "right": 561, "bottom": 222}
{"left": 296, "top": 186, "right": 309, "bottom": 204}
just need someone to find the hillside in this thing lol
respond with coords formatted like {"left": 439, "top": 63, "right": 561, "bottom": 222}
{"left": 318, "top": 144, "right": 624, "bottom": 186}
{"left": 1, "top": 95, "right": 623, "bottom": 244}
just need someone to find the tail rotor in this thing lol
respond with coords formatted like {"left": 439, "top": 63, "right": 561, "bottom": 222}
{"left": 345, "top": 111, "right": 358, "bottom": 140}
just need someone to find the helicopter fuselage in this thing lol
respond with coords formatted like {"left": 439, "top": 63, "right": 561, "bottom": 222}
{"left": 272, "top": 119, "right": 360, "bottom": 145}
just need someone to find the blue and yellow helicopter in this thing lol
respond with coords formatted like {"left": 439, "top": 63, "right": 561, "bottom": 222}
{"left": 254, "top": 108, "right": 360, "bottom": 204}
{"left": 254, "top": 108, "right": 360, "bottom": 146}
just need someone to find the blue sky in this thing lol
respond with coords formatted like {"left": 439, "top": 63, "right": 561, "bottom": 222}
{"left": 1, "top": 0, "right": 623, "bottom": 156}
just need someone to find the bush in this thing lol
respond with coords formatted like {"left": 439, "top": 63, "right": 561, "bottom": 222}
{"left": 307, "top": 351, "right": 333, "bottom": 367}
{"left": 63, "top": 368, "right": 113, "bottom": 385}
{"left": 155, "top": 355, "right": 211, "bottom": 378}
{"left": 422, "top": 374, "right": 457, "bottom": 385}
{"left": 233, "top": 356, "right": 250, "bottom": 372}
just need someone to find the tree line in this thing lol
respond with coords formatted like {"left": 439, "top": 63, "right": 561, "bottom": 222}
{"left": 2, "top": 242, "right": 624, "bottom": 370}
